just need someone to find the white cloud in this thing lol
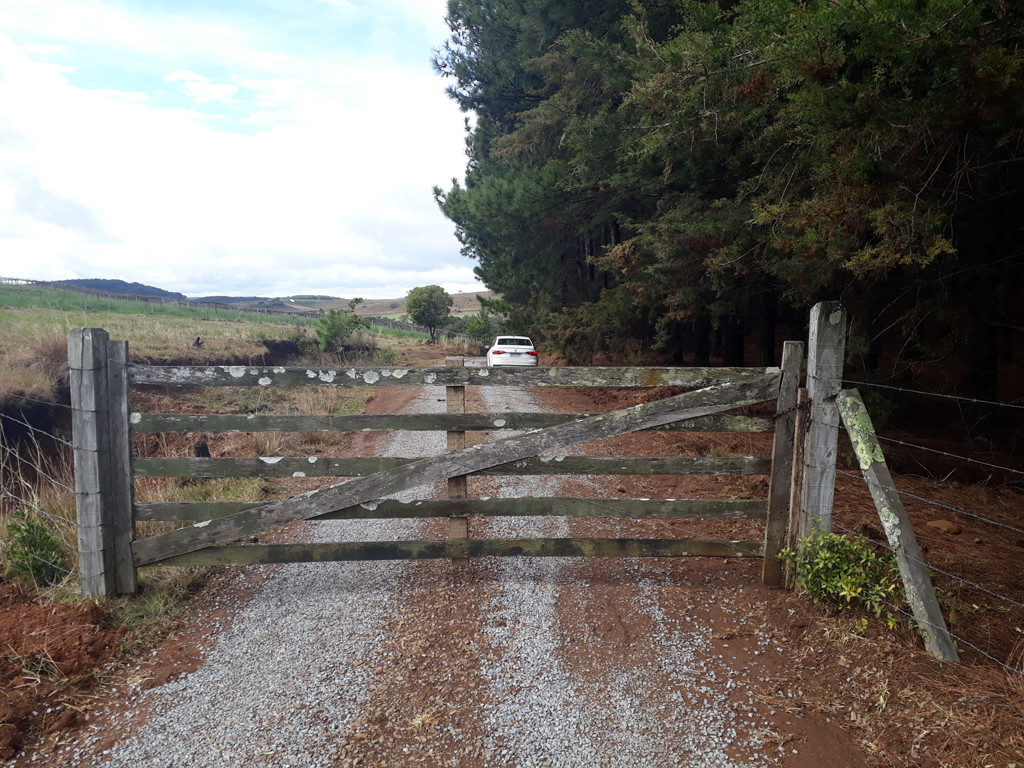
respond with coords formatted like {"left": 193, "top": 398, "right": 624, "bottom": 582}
{"left": 164, "top": 70, "right": 239, "bottom": 104}
{"left": 0, "top": 0, "right": 475, "bottom": 299}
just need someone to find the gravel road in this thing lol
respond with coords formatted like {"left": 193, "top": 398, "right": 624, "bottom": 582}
{"left": 11, "top": 383, "right": 851, "bottom": 768}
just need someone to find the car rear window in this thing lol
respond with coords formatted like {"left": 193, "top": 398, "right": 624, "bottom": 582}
{"left": 497, "top": 337, "right": 532, "bottom": 347}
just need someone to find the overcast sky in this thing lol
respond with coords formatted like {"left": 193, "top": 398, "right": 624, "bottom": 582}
{"left": 0, "top": 0, "right": 479, "bottom": 299}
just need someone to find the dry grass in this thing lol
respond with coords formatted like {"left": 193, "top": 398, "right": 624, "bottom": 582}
{"left": 0, "top": 306, "right": 291, "bottom": 368}
{"left": 0, "top": 430, "right": 78, "bottom": 580}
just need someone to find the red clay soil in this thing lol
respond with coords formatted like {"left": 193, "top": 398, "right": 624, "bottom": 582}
{"left": 0, "top": 585, "right": 125, "bottom": 760}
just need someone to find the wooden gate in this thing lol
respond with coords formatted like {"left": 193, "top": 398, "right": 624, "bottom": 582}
{"left": 68, "top": 331, "right": 802, "bottom": 597}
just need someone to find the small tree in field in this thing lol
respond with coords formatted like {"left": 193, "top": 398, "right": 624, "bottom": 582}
{"left": 406, "top": 285, "right": 453, "bottom": 342}
{"left": 465, "top": 307, "right": 500, "bottom": 345}
{"left": 315, "top": 298, "right": 365, "bottom": 352}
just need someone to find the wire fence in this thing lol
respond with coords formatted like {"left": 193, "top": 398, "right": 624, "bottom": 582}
{"left": 832, "top": 377, "right": 1024, "bottom": 673}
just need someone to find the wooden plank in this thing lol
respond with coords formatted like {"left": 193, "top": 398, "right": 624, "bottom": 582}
{"left": 836, "top": 389, "right": 958, "bottom": 661}
{"left": 789, "top": 388, "right": 809, "bottom": 548}
{"left": 446, "top": 356, "right": 468, "bottom": 567}
{"left": 106, "top": 340, "right": 137, "bottom": 595}
{"left": 762, "top": 341, "right": 802, "bottom": 586}
{"left": 800, "top": 302, "right": 846, "bottom": 534}
{"left": 149, "top": 537, "right": 766, "bottom": 566}
{"left": 129, "top": 364, "right": 779, "bottom": 389}
{"left": 132, "top": 455, "right": 773, "bottom": 479}
{"left": 135, "top": 497, "right": 769, "bottom": 522}
{"left": 131, "top": 373, "right": 780, "bottom": 566}
{"left": 131, "top": 412, "right": 772, "bottom": 434}
{"left": 68, "top": 328, "right": 115, "bottom": 597}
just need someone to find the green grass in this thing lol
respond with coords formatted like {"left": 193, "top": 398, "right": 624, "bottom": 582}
{"left": 0, "top": 284, "right": 320, "bottom": 326}
{"left": 0, "top": 283, "right": 436, "bottom": 351}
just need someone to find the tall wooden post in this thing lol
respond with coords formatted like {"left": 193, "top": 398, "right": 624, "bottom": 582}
{"left": 107, "top": 340, "right": 137, "bottom": 594}
{"left": 762, "top": 341, "right": 803, "bottom": 586}
{"left": 800, "top": 302, "right": 846, "bottom": 535}
{"left": 836, "top": 389, "right": 958, "bottom": 661}
{"left": 445, "top": 356, "right": 469, "bottom": 566}
{"left": 68, "top": 328, "right": 115, "bottom": 597}
{"left": 786, "top": 387, "right": 809, "bottom": 555}
{"left": 68, "top": 329, "right": 135, "bottom": 597}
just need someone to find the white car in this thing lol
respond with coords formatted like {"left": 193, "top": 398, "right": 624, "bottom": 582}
{"left": 486, "top": 336, "right": 539, "bottom": 367}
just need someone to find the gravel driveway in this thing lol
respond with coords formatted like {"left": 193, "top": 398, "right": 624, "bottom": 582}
{"left": 12, "top": 383, "right": 860, "bottom": 768}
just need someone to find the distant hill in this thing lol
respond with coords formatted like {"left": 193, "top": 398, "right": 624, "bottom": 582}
{"left": 52, "top": 279, "right": 186, "bottom": 301}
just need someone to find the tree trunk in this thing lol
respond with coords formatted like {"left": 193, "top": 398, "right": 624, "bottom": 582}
{"left": 723, "top": 316, "right": 745, "bottom": 366}
{"left": 694, "top": 316, "right": 711, "bottom": 365}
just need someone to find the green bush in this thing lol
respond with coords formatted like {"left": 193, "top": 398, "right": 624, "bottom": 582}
{"left": 781, "top": 531, "right": 904, "bottom": 630}
{"left": 3, "top": 510, "right": 70, "bottom": 587}
{"left": 315, "top": 299, "right": 366, "bottom": 352}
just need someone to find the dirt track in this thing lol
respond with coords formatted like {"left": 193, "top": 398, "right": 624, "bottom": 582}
{"left": 6, "top": 381, "right": 869, "bottom": 768}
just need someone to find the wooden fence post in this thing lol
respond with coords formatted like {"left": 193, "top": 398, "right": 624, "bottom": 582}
{"left": 107, "top": 339, "right": 137, "bottom": 594}
{"left": 836, "top": 389, "right": 958, "bottom": 661}
{"left": 68, "top": 329, "right": 135, "bottom": 597}
{"left": 800, "top": 301, "right": 846, "bottom": 535}
{"left": 446, "top": 356, "right": 469, "bottom": 566}
{"left": 787, "top": 387, "right": 809, "bottom": 555}
{"left": 762, "top": 341, "right": 803, "bottom": 586}
{"left": 68, "top": 328, "right": 115, "bottom": 597}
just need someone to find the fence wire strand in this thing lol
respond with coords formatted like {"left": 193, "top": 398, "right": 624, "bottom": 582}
{"left": 837, "top": 468, "right": 1024, "bottom": 537}
{"left": 875, "top": 435, "right": 1024, "bottom": 479}
{"left": 0, "top": 410, "right": 74, "bottom": 447}
{"left": 0, "top": 489, "right": 78, "bottom": 550}
{"left": 871, "top": 590, "right": 1020, "bottom": 674}
{"left": 0, "top": 440, "right": 75, "bottom": 494}
{"left": 842, "top": 379, "right": 1024, "bottom": 412}
{"left": 830, "top": 519, "right": 1024, "bottom": 612}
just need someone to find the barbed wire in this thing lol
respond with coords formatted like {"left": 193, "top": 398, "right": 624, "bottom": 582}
{"left": 830, "top": 519, "right": 1024, "bottom": 612}
{"left": 870, "top": 589, "right": 1020, "bottom": 674}
{"left": 836, "top": 468, "right": 1024, "bottom": 538}
{"left": 3, "top": 393, "right": 72, "bottom": 411}
{"left": 0, "top": 489, "right": 78, "bottom": 550}
{"left": 842, "top": 379, "right": 1024, "bottom": 411}
{"left": 793, "top": 521, "right": 1021, "bottom": 673}
{"left": 875, "top": 435, "right": 1024, "bottom": 479}
{"left": 0, "top": 411, "right": 74, "bottom": 447}
{"left": 0, "top": 440, "right": 75, "bottom": 494}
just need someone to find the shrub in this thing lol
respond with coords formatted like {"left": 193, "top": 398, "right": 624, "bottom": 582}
{"left": 315, "top": 299, "right": 366, "bottom": 352}
{"left": 781, "top": 531, "right": 904, "bottom": 629}
{"left": 3, "top": 510, "right": 70, "bottom": 587}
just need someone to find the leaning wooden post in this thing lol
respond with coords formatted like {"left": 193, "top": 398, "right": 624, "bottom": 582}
{"left": 68, "top": 328, "right": 115, "bottom": 597}
{"left": 800, "top": 302, "right": 845, "bottom": 535}
{"left": 836, "top": 389, "right": 958, "bottom": 661}
{"left": 762, "top": 341, "right": 803, "bottom": 586}
{"left": 445, "top": 356, "right": 469, "bottom": 566}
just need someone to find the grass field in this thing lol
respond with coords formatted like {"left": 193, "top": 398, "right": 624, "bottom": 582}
{"left": 0, "top": 283, "right": 475, "bottom": 409}
{"left": 0, "top": 281, "right": 477, "bottom": 594}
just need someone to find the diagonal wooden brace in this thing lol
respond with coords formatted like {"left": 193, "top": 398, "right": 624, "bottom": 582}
{"left": 132, "top": 373, "right": 780, "bottom": 567}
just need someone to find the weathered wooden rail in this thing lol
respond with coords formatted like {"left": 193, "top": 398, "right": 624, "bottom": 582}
{"left": 68, "top": 329, "right": 805, "bottom": 597}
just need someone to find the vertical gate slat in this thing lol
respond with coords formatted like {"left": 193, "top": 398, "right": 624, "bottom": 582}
{"left": 107, "top": 339, "right": 137, "bottom": 594}
{"left": 446, "top": 356, "right": 469, "bottom": 565}
{"left": 762, "top": 340, "right": 803, "bottom": 586}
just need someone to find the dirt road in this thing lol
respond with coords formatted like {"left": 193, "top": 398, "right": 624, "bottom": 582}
{"left": 7, "top": 382, "right": 867, "bottom": 768}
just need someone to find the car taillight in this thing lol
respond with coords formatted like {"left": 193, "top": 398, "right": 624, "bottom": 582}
{"left": 527, "top": 351, "right": 538, "bottom": 356}
{"left": 492, "top": 350, "right": 505, "bottom": 354}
